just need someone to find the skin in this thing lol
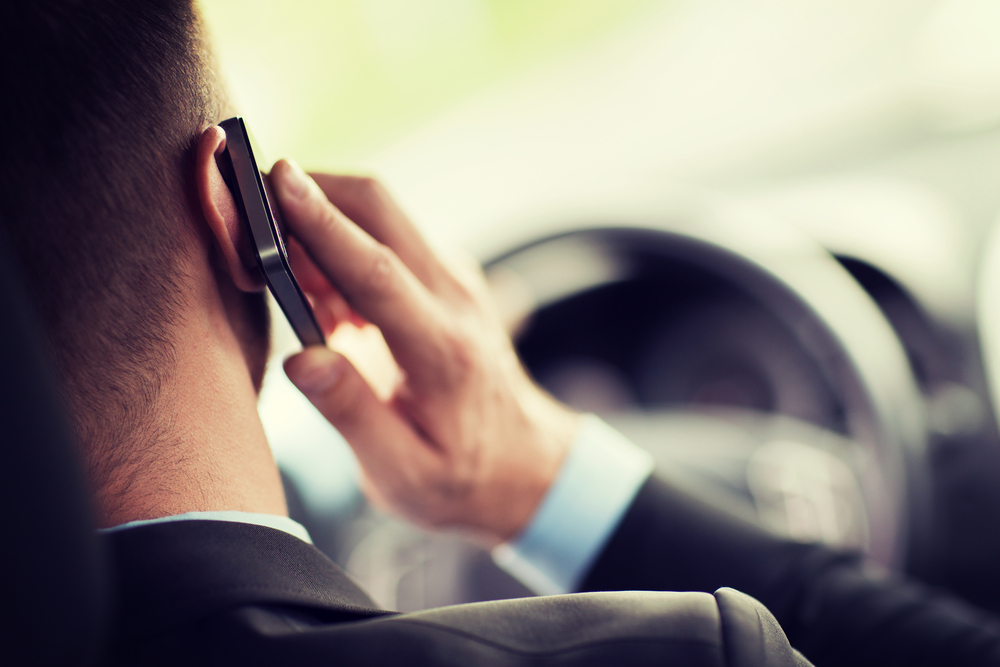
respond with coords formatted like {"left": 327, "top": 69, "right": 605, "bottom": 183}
{"left": 99, "top": 124, "right": 580, "bottom": 546}
{"left": 274, "top": 161, "right": 581, "bottom": 544}
{"left": 95, "top": 126, "right": 284, "bottom": 526}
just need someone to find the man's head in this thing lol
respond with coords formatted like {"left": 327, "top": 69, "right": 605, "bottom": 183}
{"left": 0, "top": 1, "right": 270, "bottom": 496}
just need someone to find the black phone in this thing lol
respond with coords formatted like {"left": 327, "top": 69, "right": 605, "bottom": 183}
{"left": 217, "top": 116, "right": 325, "bottom": 348}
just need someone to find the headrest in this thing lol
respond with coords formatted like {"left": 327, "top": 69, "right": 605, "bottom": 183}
{"left": 0, "top": 230, "right": 108, "bottom": 666}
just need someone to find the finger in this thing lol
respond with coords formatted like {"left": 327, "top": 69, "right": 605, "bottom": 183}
{"left": 287, "top": 237, "right": 336, "bottom": 296}
{"left": 284, "top": 346, "right": 437, "bottom": 506}
{"left": 327, "top": 322, "right": 401, "bottom": 402}
{"left": 308, "top": 172, "right": 451, "bottom": 294}
{"left": 273, "top": 159, "right": 448, "bottom": 374}
{"left": 289, "top": 238, "right": 357, "bottom": 330}
{"left": 304, "top": 291, "right": 338, "bottom": 339}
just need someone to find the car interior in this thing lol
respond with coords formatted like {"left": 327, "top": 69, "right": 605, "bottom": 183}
{"left": 0, "top": 231, "right": 109, "bottom": 666}
{"left": 283, "top": 202, "right": 991, "bottom": 612}
{"left": 10, "top": 184, "right": 1000, "bottom": 663}
{"left": 239, "top": 0, "right": 1000, "bottom": 617}
{"left": 10, "top": 2, "right": 1000, "bottom": 664}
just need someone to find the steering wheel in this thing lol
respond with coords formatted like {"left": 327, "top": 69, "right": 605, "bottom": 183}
{"left": 483, "top": 200, "right": 930, "bottom": 572}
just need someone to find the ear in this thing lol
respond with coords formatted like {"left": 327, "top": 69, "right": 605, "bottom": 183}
{"left": 195, "top": 125, "right": 265, "bottom": 292}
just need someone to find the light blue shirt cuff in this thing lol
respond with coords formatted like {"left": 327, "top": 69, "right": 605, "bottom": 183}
{"left": 492, "top": 414, "right": 653, "bottom": 595}
{"left": 97, "top": 510, "right": 314, "bottom": 545}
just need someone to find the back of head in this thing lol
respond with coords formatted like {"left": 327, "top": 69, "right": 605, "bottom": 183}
{"left": 0, "top": 0, "right": 224, "bottom": 492}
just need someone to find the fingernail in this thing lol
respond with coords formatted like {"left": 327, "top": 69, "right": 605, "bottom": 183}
{"left": 281, "top": 159, "right": 310, "bottom": 199}
{"left": 290, "top": 353, "right": 343, "bottom": 393}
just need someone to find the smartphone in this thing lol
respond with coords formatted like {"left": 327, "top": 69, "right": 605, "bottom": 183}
{"left": 217, "top": 116, "right": 325, "bottom": 348}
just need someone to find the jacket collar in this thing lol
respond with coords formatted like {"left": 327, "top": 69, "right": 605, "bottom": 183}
{"left": 102, "top": 519, "right": 389, "bottom": 640}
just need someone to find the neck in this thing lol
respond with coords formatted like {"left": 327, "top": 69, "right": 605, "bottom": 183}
{"left": 93, "top": 256, "right": 286, "bottom": 528}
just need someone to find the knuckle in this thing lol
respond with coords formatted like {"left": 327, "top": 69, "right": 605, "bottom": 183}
{"left": 357, "top": 243, "right": 398, "bottom": 297}
{"left": 348, "top": 176, "right": 387, "bottom": 211}
{"left": 353, "top": 175, "right": 383, "bottom": 196}
{"left": 310, "top": 199, "right": 341, "bottom": 236}
{"left": 445, "top": 330, "right": 478, "bottom": 382}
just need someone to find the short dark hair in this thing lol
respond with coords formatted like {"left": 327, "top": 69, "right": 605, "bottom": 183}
{"left": 0, "top": 1, "right": 224, "bottom": 487}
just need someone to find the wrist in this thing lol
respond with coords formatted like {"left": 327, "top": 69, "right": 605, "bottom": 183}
{"left": 492, "top": 414, "right": 655, "bottom": 594}
{"left": 481, "top": 380, "right": 581, "bottom": 545}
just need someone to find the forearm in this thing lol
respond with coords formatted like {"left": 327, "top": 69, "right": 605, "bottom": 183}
{"left": 581, "top": 475, "right": 1000, "bottom": 667}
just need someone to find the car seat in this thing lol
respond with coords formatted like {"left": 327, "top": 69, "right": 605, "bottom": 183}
{"left": 0, "top": 229, "right": 108, "bottom": 666}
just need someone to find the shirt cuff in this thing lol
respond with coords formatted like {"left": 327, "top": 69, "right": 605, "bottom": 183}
{"left": 492, "top": 414, "right": 653, "bottom": 595}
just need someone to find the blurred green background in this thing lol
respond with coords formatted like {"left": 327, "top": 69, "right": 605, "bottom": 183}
{"left": 201, "top": 0, "right": 662, "bottom": 167}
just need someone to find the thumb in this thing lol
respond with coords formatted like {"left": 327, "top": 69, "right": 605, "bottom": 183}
{"left": 283, "top": 346, "right": 434, "bottom": 498}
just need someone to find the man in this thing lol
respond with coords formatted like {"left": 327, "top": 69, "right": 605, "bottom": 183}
{"left": 1, "top": 1, "right": 997, "bottom": 666}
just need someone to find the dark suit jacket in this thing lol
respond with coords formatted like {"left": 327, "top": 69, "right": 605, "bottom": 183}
{"left": 99, "top": 473, "right": 1000, "bottom": 666}
{"left": 582, "top": 476, "right": 1000, "bottom": 666}
{"left": 100, "top": 515, "right": 808, "bottom": 666}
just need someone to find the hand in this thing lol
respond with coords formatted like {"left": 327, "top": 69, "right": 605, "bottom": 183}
{"left": 271, "top": 160, "right": 580, "bottom": 545}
